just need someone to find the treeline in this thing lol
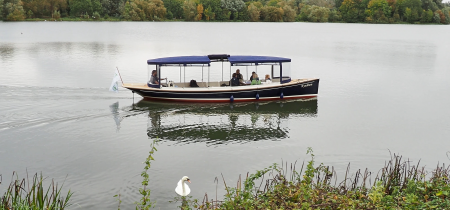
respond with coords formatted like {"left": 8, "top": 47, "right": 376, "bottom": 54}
{"left": 0, "top": 0, "right": 449, "bottom": 23}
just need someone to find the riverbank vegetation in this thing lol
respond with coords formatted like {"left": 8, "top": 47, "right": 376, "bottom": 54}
{"left": 0, "top": 172, "right": 72, "bottom": 210}
{"left": 191, "top": 148, "right": 450, "bottom": 209}
{"left": 0, "top": 0, "right": 449, "bottom": 23}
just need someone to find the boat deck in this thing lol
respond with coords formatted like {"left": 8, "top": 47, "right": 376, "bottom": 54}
{"left": 122, "top": 78, "right": 316, "bottom": 92}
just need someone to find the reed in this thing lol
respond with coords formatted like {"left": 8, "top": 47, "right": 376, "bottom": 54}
{"left": 197, "top": 148, "right": 450, "bottom": 209}
{"left": 0, "top": 171, "right": 72, "bottom": 210}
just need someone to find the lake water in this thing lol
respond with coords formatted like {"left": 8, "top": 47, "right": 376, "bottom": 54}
{"left": 0, "top": 22, "right": 449, "bottom": 209}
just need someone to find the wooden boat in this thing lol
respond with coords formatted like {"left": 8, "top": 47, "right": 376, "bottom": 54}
{"left": 122, "top": 54, "right": 319, "bottom": 103}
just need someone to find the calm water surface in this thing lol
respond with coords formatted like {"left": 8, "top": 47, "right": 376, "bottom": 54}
{"left": 0, "top": 22, "right": 449, "bottom": 209}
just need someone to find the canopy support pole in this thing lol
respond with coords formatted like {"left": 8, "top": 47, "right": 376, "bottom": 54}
{"left": 184, "top": 66, "right": 185, "bottom": 85}
{"left": 202, "top": 66, "right": 204, "bottom": 82}
{"left": 180, "top": 66, "right": 181, "bottom": 83}
{"left": 221, "top": 61, "right": 223, "bottom": 82}
{"left": 246, "top": 66, "right": 248, "bottom": 81}
{"left": 208, "top": 65, "right": 210, "bottom": 87}
{"left": 157, "top": 65, "right": 161, "bottom": 88}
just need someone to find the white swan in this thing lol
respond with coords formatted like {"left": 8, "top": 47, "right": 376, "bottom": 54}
{"left": 175, "top": 176, "right": 191, "bottom": 196}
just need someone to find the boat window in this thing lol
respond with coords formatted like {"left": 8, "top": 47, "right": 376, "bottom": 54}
{"left": 255, "top": 65, "right": 271, "bottom": 81}
{"left": 281, "top": 62, "right": 291, "bottom": 83}
{"left": 272, "top": 65, "right": 280, "bottom": 80}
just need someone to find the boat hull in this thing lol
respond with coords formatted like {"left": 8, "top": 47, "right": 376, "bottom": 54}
{"left": 124, "top": 79, "right": 319, "bottom": 103}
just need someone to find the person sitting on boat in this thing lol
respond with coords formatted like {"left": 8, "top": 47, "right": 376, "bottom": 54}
{"left": 251, "top": 72, "right": 260, "bottom": 85}
{"left": 189, "top": 79, "right": 199, "bottom": 87}
{"left": 236, "top": 69, "right": 244, "bottom": 82}
{"left": 265, "top": 74, "right": 272, "bottom": 84}
{"left": 148, "top": 70, "right": 166, "bottom": 86}
{"left": 249, "top": 71, "right": 256, "bottom": 81}
{"left": 230, "top": 73, "right": 240, "bottom": 86}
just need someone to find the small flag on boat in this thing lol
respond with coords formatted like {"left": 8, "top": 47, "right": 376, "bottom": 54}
{"left": 109, "top": 68, "right": 121, "bottom": 92}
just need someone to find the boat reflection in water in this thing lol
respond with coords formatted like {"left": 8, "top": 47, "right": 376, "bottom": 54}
{"left": 132, "top": 99, "right": 318, "bottom": 145}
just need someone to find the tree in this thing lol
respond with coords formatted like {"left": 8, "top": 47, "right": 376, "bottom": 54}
{"left": 196, "top": 3, "right": 203, "bottom": 20}
{"left": 163, "top": 0, "right": 182, "bottom": 18}
{"left": 47, "top": 0, "right": 67, "bottom": 16}
{"left": 204, "top": 5, "right": 214, "bottom": 19}
{"left": 283, "top": 5, "right": 296, "bottom": 21}
{"left": 0, "top": 0, "right": 4, "bottom": 19}
{"left": 419, "top": 8, "right": 432, "bottom": 22}
{"left": 307, "top": 5, "right": 329, "bottom": 21}
{"left": 261, "top": 5, "right": 283, "bottom": 21}
{"left": 183, "top": 0, "right": 196, "bottom": 20}
{"left": 398, "top": 0, "right": 421, "bottom": 20}
{"left": 101, "top": 0, "right": 124, "bottom": 17}
{"left": 247, "top": 2, "right": 260, "bottom": 21}
{"left": 365, "top": 0, "right": 390, "bottom": 22}
{"left": 339, "top": 0, "right": 360, "bottom": 22}
{"left": 199, "top": 0, "right": 224, "bottom": 20}
{"left": 121, "top": 0, "right": 166, "bottom": 20}
{"left": 220, "top": 0, "right": 244, "bottom": 12}
{"left": 3, "top": 0, "right": 26, "bottom": 20}
{"left": 70, "top": 0, "right": 93, "bottom": 16}
{"left": 307, "top": 0, "right": 335, "bottom": 8}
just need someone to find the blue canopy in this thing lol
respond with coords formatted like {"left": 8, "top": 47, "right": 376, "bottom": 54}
{"left": 147, "top": 55, "right": 291, "bottom": 65}
{"left": 228, "top": 56, "right": 291, "bottom": 64}
{"left": 147, "top": 56, "right": 211, "bottom": 65}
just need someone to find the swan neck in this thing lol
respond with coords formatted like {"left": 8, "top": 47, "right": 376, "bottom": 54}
{"left": 181, "top": 180, "right": 185, "bottom": 195}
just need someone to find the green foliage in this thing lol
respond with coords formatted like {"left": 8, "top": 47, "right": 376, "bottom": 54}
{"left": 182, "top": 0, "right": 196, "bottom": 20}
{"left": 70, "top": 0, "right": 93, "bottom": 16}
{"left": 404, "top": 6, "right": 418, "bottom": 22}
{"left": 297, "top": 4, "right": 329, "bottom": 22}
{"left": 365, "top": 0, "right": 390, "bottom": 23}
{"left": 432, "top": 9, "right": 440, "bottom": 22}
{"left": 282, "top": 4, "right": 296, "bottom": 21}
{"left": 0, "top": 0, "right": 3, "bottom": 20}
{"left": 221, "top": 0, "right": 245, "bottom": 12}
{"left": 247, "top": 2, "right": 260, "bottom": 21}
{"left": 398, "top": 0, "right": 421, "bottom": 20}
{"left": 0, "top": 172, "right": 73, "bottom": 209}
{"left": 199, "top": 150, "right": 450, "bottom": 209}
{"left": 53, "top": 9, "right": 61, "bottom": 19}
{"left": 121, "top": 0, "right": 166, "bottom": 21}
{"left": 420, "top": 8, "right": 433, "bottom": 22}
{"left": 163, "top": 0, "right": 182, "bottom": 18}
{"left": 339, "top": 0, "right": 361, "bottom": 22}
{"left": 2, "top": 0, "right": 25, "bottom": 20}
{"left": 328, "top": 8, "right": 341, "bottom": 20}
{"left": 100, "top": 0, "right": 124, "bottom": 17}
{"left": 134, "top": 138, "right": 159, "bottom": 210}
{"left": 261, "top": 5, "right": 283, "bottom": 21}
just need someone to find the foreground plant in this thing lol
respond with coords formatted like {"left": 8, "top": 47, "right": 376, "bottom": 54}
{"left": 0, "top": 172, "right": 72, "bottom": 210}
{"left": 198, "top": 148, "right": 450, "bottom": 209}
{"left": 134, "top": 138, "right": 159, "bottom": 210}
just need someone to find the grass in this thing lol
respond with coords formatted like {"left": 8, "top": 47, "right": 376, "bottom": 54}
{"left": 0, "top": 171, "right": 72, "bottom": 210}
{"left": 194, "top": 148, "right": 450, "bottom": 209}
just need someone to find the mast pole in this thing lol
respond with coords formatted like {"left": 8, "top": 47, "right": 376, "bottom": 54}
{"left": 116, "top": 67, "right": 124, "bottom": 85}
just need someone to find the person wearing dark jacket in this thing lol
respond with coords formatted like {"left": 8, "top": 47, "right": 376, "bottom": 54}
{"left": 230, "top": 73, "right": 240, "bottom": 86}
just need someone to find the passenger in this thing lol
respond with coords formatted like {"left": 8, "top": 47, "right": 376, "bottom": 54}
{"left": 251, "top": 72, "right": 260, "bottom": 85}
{"left": 265, "top": 74, "right": 272, "bottom": 84}
{"left": 148, "top": 70, "right": 166, "bottom": 86}
{"left": 249, "top": 71, "right": 256, "bottom": 81}
{"left": 236, "top": 69, "right": 244, "bottom": 83}
{"left": 230, "top": 73, "right": 240, "bottom": 86}
{"left": 189, "top": 79, "right": 199, "bottom": 87}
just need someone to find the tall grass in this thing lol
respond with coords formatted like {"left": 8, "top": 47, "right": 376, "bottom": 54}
{"left": 197, "top": 148, "right": 450, "bottom": 209}
{"left": 0, "top": 172, "right": 72, "bottom": 210}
